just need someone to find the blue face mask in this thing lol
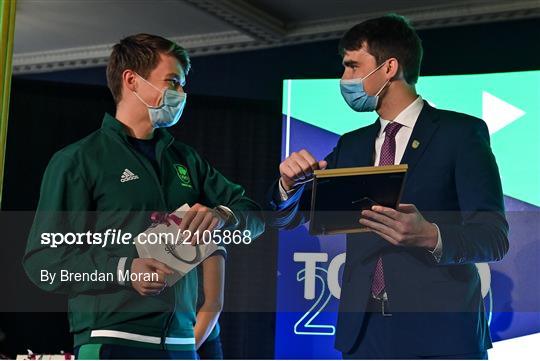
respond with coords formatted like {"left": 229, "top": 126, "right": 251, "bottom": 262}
{"left": 133, "top": 73, "right": 187, "bottom": 128}
{"left": 340, "top": 61, "right": 389, "bottom": 112}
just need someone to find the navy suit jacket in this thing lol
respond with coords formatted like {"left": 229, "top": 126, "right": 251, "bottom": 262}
{"left": 269, "top": 102, "right": 509, "bottom": 356}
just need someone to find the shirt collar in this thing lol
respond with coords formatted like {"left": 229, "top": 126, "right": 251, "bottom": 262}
{"left": 378, "top": 96, "right": 424, "bottom": 135}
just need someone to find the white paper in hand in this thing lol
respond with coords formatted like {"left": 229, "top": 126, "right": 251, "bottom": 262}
{"left": 135, "top": 204, "right": 219, "bottom": 286}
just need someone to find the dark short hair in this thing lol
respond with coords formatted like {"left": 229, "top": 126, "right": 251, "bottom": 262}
{"left": 107, "top": 33, "right": 191, "bottom": 104}
{"left": 338, "top": 14, "right": 423, "bottom": 84}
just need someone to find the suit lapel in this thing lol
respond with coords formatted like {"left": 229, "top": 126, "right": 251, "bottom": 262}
{"left": 400, "top": 101, "right": 440, "bottom": 176}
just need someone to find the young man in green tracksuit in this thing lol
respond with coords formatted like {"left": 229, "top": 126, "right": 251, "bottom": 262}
{"left": 23, "top": 33, "right": 264, "bottom": 359}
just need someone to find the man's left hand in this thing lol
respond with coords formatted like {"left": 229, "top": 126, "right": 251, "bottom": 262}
{"left": 359, "top": 203, "right": 438, "bottom": 250}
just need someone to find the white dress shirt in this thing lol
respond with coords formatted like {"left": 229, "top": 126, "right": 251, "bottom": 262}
{"left": 375, "top": 96, "right": 423, "bottom": 166}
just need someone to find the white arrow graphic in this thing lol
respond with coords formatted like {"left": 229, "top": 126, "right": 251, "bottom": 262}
{"left": 482, "top": 91, "right": 525, "bottom": 135}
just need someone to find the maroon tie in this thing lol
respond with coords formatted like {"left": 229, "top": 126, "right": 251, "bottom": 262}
{"left": 371, "top": 121, "right": 403, "bottom": 297}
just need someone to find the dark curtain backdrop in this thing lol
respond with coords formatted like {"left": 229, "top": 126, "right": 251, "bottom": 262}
{"left": 0, "top": 78, "right": 281, "bottom": 359}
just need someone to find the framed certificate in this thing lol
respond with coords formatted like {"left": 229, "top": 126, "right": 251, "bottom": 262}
{"left": 309, "top": 164, "right": 408, "bottom": 235}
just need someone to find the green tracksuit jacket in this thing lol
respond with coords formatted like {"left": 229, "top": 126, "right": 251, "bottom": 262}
{"left": 23, "top": 113, "right": 264, "bottom": 351}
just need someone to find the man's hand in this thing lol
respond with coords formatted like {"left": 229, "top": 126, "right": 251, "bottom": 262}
{"left": 131, "top": 258, "right": 174, "bottom": 296}
{"left": 279, "top": 149, "right": 328, "bottom": 191}
{"left": 359, "top": 204, "right": 438, "bottom": 250}
{"left": 179, "top": 203, "right": 227, "bottom": 245}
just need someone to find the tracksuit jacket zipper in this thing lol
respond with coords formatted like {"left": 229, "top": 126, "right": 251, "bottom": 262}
{"left": 121, "top": 134, "right": 178, "bottom": 350}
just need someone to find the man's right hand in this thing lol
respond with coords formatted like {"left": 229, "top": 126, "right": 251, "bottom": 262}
{"left": 279, "top": 149, "right": 328, "bottom": 191}
{"left": 130, "top": 258, "right": 174, "bottom": 296}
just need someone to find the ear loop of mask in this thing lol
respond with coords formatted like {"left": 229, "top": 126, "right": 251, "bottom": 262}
{"left": 361, "top": 61, "right": 387, "bottom": 81}
{"left": 375, "top": 78, "right": 390, "bottom": 97}
{"left": 341, "top": 60, "right": 389, "bottom": 85}
{"left": 133, "top": 73, "right": 165, "bottom": 109}
{"left": 371, "top": 61, "right": 391, "bottom": 97}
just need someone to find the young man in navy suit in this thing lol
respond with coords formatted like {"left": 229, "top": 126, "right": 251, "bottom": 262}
{"left": 269, "top": 14, "right": 508, "bottom": 359}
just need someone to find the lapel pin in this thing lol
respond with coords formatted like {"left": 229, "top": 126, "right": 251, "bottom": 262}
{"left": 412, "top": 140, "right": 420, "bottom": 149}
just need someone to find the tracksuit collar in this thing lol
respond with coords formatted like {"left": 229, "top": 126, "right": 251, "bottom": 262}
{"left": 101, "top": 112, "right": 174, "bottom": 145}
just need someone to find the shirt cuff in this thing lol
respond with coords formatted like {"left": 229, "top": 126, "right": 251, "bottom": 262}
{"left": 278, "top": 178, "right": 301, "bottom": 201}
{"left": 429, "top": 223, "right": 443, "bottom": 263}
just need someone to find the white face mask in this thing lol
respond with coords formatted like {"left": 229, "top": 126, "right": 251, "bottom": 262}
{"left": 132, "top": 73, "right": 187, "bottom": 128}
